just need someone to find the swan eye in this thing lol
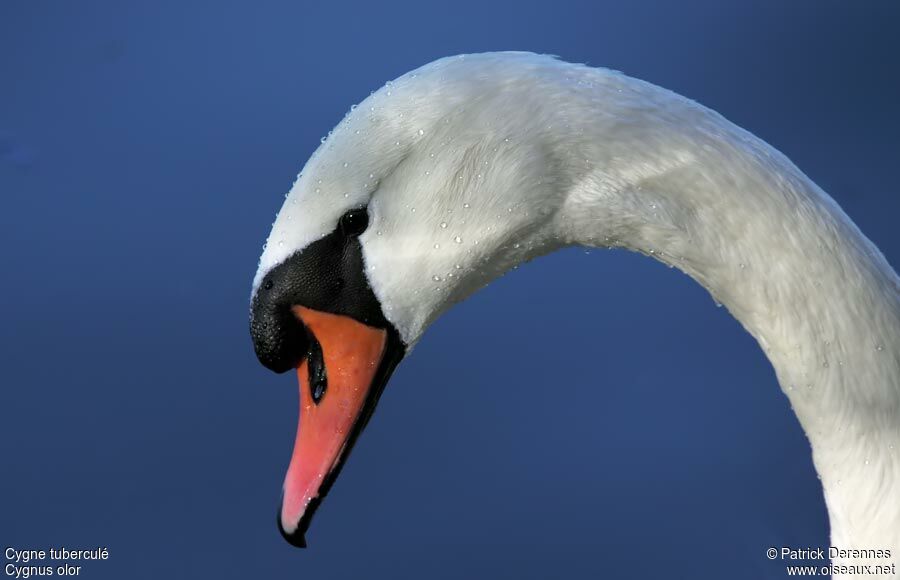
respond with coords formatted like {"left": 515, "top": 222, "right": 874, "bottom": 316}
{"left": 339, "top": 208, "right": 369, "bottom": 237}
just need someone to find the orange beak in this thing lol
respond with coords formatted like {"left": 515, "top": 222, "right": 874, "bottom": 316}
{"left": 278, "top": 306, "right": 398, "bottom": 546}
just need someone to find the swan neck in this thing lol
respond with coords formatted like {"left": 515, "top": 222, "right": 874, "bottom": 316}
{"left": 554, "top": 106, "right": 900, "bottom": 554}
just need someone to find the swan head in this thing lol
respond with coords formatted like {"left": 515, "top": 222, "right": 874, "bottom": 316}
{"left": 250, "top": 52, "right": 600, "bottom": 546}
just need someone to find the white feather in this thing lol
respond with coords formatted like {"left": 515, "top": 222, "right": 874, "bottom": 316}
{"left": 255, "top": 52, "right": 900, "bottom": 575}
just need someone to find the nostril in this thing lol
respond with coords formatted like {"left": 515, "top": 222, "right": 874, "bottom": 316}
{"left": 306, "top": 334, "right": 327, "bottom": 404}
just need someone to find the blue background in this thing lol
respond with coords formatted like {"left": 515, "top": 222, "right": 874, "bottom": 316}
{"left": 2, "top": 1, "right": 898, "bottom": 578}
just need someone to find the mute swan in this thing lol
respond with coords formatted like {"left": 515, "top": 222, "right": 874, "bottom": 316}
{"left": 249, "top": 52, "right": 899, "bottom": 575}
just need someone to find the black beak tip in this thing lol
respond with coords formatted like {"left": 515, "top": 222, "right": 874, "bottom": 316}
{"left": 277, "top": 510, "right": 308, "bottom": 549}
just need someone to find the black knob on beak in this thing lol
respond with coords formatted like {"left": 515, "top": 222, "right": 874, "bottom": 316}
{"left": 250, "top": 275, "right": 309, "bottom": 374}
{"left": 249, "top": 219, "right": 391, "bottom": 376}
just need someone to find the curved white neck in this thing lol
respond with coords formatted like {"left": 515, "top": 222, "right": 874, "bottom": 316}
{"left": 260, "top": 53, "right": 900, "bottom": 571}
{"left": 549, "top": 95, "right": 900, "bottom": 563}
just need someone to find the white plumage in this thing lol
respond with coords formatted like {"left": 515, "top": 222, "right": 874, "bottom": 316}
{"left": 255, "top": 52, "right": 900, "bottom": 576}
